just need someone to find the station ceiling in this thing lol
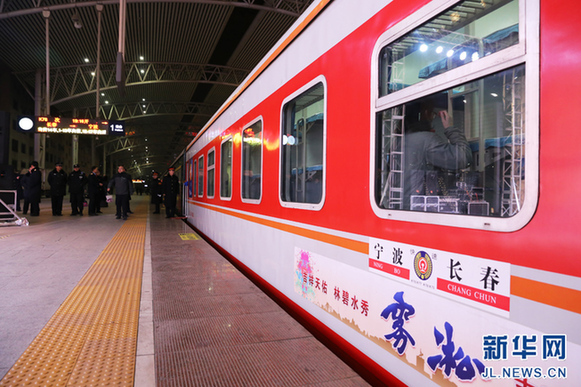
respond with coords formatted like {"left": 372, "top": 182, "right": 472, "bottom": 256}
{"left": 0, "top": 0, "right": 314, "bottom": 176}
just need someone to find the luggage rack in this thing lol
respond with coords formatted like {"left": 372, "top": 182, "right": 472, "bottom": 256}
{"left": 0, "top": 190, "right": 28, "bottom": 227}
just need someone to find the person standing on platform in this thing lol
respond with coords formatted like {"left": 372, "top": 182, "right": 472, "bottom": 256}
{"left": 68, "top": 164, "right": 87, "bottom": 216}
{"left": 14, "top": 169, "right": 23, "bottom": 212}
{"left": 25, "top": 161, "right": 42, "bottom": 217}
{"left": 87, "top": 166, "right": 103, "bottom": 216}
{"left": 47, "top": 162, "right": 67, "bottom": 216}
{"left": 150, "top": 171, "right": 162, "bottom": 214}
{"left": 126, "top": 169, "right": 134, "bottom": 214}
{"left": 162, "top": 167, "right": 180, "bottom": 218}
{"left": 20, "top": 169, "right": 29, "bottom": 214}
{"left": 96, "top": 169, "right": 105, "bottom": 213}
{"left": 107, "top": 165, "right": 134, "bottom": 220}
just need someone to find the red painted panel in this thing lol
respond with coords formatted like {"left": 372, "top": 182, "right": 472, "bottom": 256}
{"left": 188, "top": 0, "right": 581, "bottom": 277}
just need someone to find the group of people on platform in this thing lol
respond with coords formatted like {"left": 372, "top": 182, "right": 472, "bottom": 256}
{"left": 107, "top": 165, "right": 180, "bottom": 220}
{"left": 149, "top": 167, "right": 180, "bottom": 218}
{"left": 9, "top": 161, "right": 180, "bottom": 220}
{"left": 46, "top": 163, "right": 106, "bottom": 216}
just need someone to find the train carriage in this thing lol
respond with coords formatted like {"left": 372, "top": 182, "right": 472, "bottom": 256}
{"left": 180, "top": 0, "right": 581, "bottom": 385}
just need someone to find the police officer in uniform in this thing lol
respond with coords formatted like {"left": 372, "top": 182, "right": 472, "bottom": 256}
{"left": 150, "top": 171, "right": 162, "bottom": 214}
{"left": 47, "top": 162, "right": 67, "bottom": 216}
{"left": 68, "top": 164, "right": 87, "bottom": 216}
{"left": 25, "top": 161, "right": 42, "bottom": 216}
{"left": 87, "top": 166, "right": 103, "bottom": 216}
{"left": 162, "top": 167, "right": 180, "bottom": 218}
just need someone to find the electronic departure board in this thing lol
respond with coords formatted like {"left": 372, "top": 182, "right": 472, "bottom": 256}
{"left": 17, "top": 116, "right": 125, "bottom": 136}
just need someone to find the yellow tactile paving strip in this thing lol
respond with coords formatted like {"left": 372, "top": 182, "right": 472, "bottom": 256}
{"left": 0, "top": 209, "right": 146, "bottom": 387}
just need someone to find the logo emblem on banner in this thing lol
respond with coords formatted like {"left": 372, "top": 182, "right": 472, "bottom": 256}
{"left": 414, "top": 251, "right": 433, "bottom": 280}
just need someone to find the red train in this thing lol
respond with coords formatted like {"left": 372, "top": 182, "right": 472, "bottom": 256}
{"left": 179, "top": 0, "right": 581, "bottom": 385}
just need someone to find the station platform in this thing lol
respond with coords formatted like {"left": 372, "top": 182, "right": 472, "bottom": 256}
{"left": 0, "top": 195, "right": 370, "bottom": 386}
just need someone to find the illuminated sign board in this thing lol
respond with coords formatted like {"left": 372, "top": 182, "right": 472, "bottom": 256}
{"left": 17, "top": 116, "right": 125, "bottom": 136}
{"left": 108, "top": 121, "right": 125, "bottom": 136}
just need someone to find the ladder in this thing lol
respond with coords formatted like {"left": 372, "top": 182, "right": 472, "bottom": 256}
{"left": 501, "top": 67, "right": 525, "bottom": 217}
{"left": 379, "top": 106, "right": 405, "bottom": 209}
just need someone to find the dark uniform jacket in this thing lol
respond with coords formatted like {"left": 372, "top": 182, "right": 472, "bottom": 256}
{"left": 68, "top": 170, "right": 87, "bottom": 194}
{"left": 162, "top": 174, "right": 180, "bottom": 200}
{"left": 48, "top": 168, "right": 67, "bottom": 196}
{"left": 88, "top": 173, "right": 101, "bottom": 196}
{"left": 150, "top": 177, "right": 162, "bottom": 204}
{"left": 24, "top": 167, "right": 42, "bottom": 202}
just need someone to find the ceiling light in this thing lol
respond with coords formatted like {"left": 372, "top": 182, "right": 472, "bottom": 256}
{"left": 84, "top": 58, "right": 89, "bottom": 63}
{"left": 419, "top": 44, "right": 428, "bottom": 52}
{"left": 72, "top": 11, "right": 83, "bottom": 29}
{"left": 140, "top": 56, "right": 144, "bottom": 61}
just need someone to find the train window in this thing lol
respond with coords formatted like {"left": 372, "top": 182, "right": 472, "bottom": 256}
{"left": 373, "top": 0, "right": 538, "bottom": 230}
{"left": 242, "top": 118, "right": 262, "bottom": 202}
{"left": 220, "top": 136, "right": 233, "bottom": 199}
{"left": 193, "top": 159, "right": 197, "bottom": 197}
{"left": 187, "top": 159, "right": 193, "bottom": 198}
{"left": 379, "top": 0, "right": 519, "bottom": 96}
{"left": 207, "top": 148, "right": 215, "bottom": 198}
{"left": 197, "top": 155, "right": 204, "bottom": 197}
{"left": 280, "top": 78, "right": 326, "bottom": 209}
{"left": 375, "top": 65, "right": 525, "bottom": 216}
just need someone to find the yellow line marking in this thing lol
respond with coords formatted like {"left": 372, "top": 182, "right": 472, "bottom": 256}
{"left": 179, "top": 233, "right": 200, "bottom": 240}
{"left": 0, "top": 209, "right": 146, "bottom": 386}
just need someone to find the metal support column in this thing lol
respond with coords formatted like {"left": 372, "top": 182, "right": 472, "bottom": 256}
{"left": 92, "top": 4, "right": 104, "bottom": 168}
{"left": 35, "top": 10, "right": 50, "bottom": 171}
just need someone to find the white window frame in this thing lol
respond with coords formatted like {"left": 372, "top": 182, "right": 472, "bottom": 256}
{"left": 187, "top": 158, "right": 193, "bottom": 198}
{"left": 207, "top": 147, "right": 216, "bottom": 199}
{"left": 192, "top": 158, "right": 197, "bottom": 198}
{"left": 279, "top": 75, "right": 327, "bottom": 211}
{"left": 241, "top": 116, "right": 263, "bottom": 204}
{"left": 197, "top": 155, "right": 204, "bottom": 198}
{"left": 220, "top": 135, "right": 233, "bottom": 201}
{"left": 369, "top": 0, "right": 539, "bottom": 232}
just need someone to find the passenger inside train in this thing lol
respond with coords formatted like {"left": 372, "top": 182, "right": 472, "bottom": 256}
{"left": 375, "top": 65, "right": 526, "bottom": 217}
{"left": 402, "top": 96, "right": 472, "bottom": 211}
